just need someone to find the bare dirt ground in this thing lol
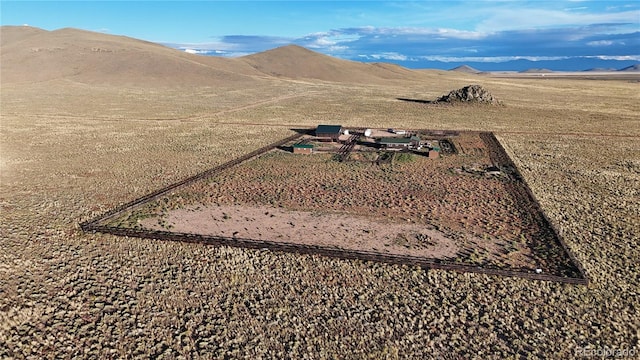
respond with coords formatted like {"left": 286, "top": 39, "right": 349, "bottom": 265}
{"left": 141, "top": 204, "right": 460, "bottom": 259}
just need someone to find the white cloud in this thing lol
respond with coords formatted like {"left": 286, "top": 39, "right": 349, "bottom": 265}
{"left": 326, "top": 45, "right": 349, "bottom": 52}
{"left": 302, "top": 31, "right": 361, "bottom": 49}
{"left": 341, "top": 26, "right": 487, "bottom": 40}
{"left": 178, "top": 48, "right": 251, "bottom": 57}
{"left": 564, "top": 7, "right": 588, "bottom": 12}
{"left": 434, "top": 28, "right": 488, "bottom": 40}
{"left": 477, "top": 8, "right": 640, "bottom": 33}
{"left": 171, "top": 41, "right": 243, "bottom": 52}
{"left": 587, "top": 40, "right": 614, "bottom": 46}
{"left": 369, "top": 52, "right": 409, "bottom": 61}
{"left": 164, "top": 17, "right": 640, "bottom": 65}
{"left": 592, "top": 55, "right": 640, "bottom": 61}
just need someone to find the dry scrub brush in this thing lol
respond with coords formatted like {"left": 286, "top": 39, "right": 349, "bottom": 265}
{"left": 115, "top": 132, "right": 580, "bottom": 276}
{"left": 2, "top": 75, "right": 638, "bottom": 358}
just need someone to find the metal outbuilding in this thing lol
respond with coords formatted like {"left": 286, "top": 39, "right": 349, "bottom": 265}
{"left": 292, "top": 143, "right": 314, "bottom": 154}
{"left": 378, "top": 135, "right": 421, "bottom": 149}
{"left": 315, "top": 125, "right": 343, "bottom": 142}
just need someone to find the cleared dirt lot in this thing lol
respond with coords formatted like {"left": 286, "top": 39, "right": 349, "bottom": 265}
{"left": 142, "top": 204, "right": 460, "bottom": 259}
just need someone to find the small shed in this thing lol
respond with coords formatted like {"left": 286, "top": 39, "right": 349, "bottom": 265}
{"left": 292, "top": 143, "right": 314, "bottom": 154}
{"left": 316, "top": 125, "right": 343, "bottom": 142}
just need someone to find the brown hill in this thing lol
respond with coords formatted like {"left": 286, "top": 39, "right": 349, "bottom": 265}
{"left": 0, "top": 25, "right": 47, "bottom": 47}
{"left": 449, "top": 65, "right": 481, "bottom": 74}
{"left": 0, "top": 26, "right": 262, "bottom": 86}
{"left": 1, "top": 26, "right": 424, "bottom": 86}
{"left": 618, "top": 64, "right": 640, "bottom": 72}
{"left": 240, "top": 45, "right": 419, "bottom": 83}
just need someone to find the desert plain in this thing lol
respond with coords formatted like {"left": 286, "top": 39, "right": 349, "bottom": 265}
{"left": 1, "top": 26, "right": 639, "bottom": 358}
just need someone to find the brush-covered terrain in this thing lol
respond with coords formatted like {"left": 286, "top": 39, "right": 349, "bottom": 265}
{"left": 107, "top": 132, "right": 580, "bottom": 278}
{"left": 1, "top": 26, "right": 639, "bottom": 358}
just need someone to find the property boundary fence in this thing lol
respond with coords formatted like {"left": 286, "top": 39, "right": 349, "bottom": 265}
{"left": 80, "top": 129, "right": 589, "bottom": 285}
{"left": 85, "top": 224, "right": 588, "bottom": 284}
{"left": 480, "top": 132, "right": 590, "bottom": 285}
{"left": 80, "top": 132, "right": 304, "bottom": 230}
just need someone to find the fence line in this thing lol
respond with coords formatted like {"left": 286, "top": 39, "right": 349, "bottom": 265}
{"left": 80, "top": 132, "right": 304, "bottom": 230}
{"left": 83, "top": 224, "right": 588, "bottom": 285}
{"left": 483, "top": 132, "right": 590, "bottom": 285}
{"left": 80, "top": 129, "right": 589, "bottom": 285}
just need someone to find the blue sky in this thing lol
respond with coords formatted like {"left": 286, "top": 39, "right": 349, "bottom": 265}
{"left": 2, "top": 1, "right": 639, "bottom": 70}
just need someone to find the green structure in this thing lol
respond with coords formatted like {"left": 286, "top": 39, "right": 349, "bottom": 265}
{"left": 315, "top": 125, "right": 343, "bottom": 141}
{"left": 292, "top": 143, "right": 314, "bottom": 154}
{"left": 377, "top": 135, "right": 420, "bottom": 149}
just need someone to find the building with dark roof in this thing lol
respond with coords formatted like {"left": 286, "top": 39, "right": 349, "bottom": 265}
{"left": 378, "top": 135, "right": 420, "bottom": 149}
{"left": 315, "top": 125, "right": 343, "bottom": 141}
{"left": 292, "top": 143, "right": 314, "bottom": 154}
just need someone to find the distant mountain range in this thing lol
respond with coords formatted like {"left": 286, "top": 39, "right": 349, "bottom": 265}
{"left": 619, "top": 64, "right": 640, "bottom": 72}
{"left": 512, "top": 64, "right": 639, "bottom": 73}
{"left": 166, "top": 48, "right": 639, "bottom": 72}
{"left": 450, "top": 64, "right": 639, "bottom": 74}
{"left": 169, "top": 49, "right": 640, "bottom": 72}
{"left": 411, "top": 58, "right": 640, "bottom": 72}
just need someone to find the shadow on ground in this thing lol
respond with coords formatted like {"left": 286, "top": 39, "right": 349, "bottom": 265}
{"left": 396, "top": 97, "right": 435, "bottom": 104}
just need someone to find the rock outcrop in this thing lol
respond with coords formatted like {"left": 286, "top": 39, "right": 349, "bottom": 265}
{"left": 436, "top": 85, "right": 498, "bottom": 104}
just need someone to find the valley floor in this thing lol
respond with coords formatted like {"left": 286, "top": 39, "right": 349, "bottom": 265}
{"left": 1, "top": 74, "right": 638, "bottom": 358}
